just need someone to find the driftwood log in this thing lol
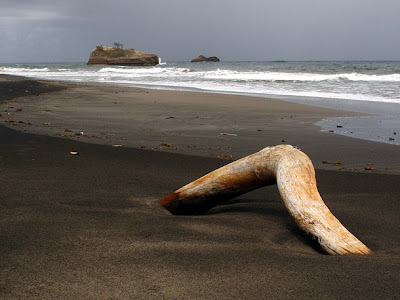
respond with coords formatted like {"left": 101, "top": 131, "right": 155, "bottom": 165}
{"left": 159, "top": 145, "right": 371, "bottom": 255}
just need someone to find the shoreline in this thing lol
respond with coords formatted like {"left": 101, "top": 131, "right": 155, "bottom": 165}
{"left": 1, "top": 74, "right": 399, "bottom": 299}
{"left": 2, "top": 68, "right": 400, "bottom": 146}
{"left": 1, "top": 75, "right": 399, "bottom": 174}
{"left": 114, "top": 84, "right": 400, "bottom": 147}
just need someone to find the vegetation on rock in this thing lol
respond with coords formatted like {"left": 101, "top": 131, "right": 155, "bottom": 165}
{"left": 92, "top": 46, "right": 134, "bottom": 58}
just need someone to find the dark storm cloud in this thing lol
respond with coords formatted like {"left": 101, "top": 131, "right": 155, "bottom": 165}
{"left": 1, "top": 0, "right": 400, "bottom": 62}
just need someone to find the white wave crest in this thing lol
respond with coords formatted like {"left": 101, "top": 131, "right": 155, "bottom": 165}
{"left": 0, "top": 67, "right": 49, "bottom": 73}
{"left": 342, "top": 72, "right": 400, "bottom": 82}
{"left": 97, "top": 67, "right": 192, "bottom": 79}
{"left": 203, "top": 70, "right": 400, "bottom": 82}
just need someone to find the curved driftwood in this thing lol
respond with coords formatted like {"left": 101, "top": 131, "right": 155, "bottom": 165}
{"left": 159, "top": 145, "right": 371, "bottom": 255}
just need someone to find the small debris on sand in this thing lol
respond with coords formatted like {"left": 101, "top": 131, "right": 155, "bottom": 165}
{"left": 212, "top": 153, "right": 234, "bottom": 159}
{"left": 220, "top": 132, "right": 238, "bottom": 136}
{"left": 159, "top": 142, "right": 172, "bottom": 148}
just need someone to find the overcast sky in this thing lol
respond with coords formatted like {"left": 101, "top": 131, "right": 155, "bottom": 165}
{"left": 1, "top": 0, "right": 400, "bottom": 63}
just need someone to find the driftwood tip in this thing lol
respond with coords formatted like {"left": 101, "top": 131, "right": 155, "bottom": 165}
{"left": 322, "top": 240, "right": 372, "bottom": 255}
{"left": 159, "top": 192, "right": 180, "bottom": 213}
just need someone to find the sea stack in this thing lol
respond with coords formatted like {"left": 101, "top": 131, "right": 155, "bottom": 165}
{"left": 191, "top": 55, "right": 220, "bottom": 62}
{"left": 87, "top": 46, "right": 159, "bottom": 66}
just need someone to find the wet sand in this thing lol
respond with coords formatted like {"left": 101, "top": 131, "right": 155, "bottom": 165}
{"left": 1, "top": 75, "right": 399, "bottom": 299}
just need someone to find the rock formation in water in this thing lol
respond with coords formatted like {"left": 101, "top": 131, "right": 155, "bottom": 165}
{"left": 191, "top": 55, "right": 220, "bottom": 62}
{"left": 87, "top": 46, "right": 159, "bottom": 66}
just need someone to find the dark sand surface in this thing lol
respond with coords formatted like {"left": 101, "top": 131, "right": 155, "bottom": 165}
{"left": 1, "top": 76, "right": 399, "bottom": 299}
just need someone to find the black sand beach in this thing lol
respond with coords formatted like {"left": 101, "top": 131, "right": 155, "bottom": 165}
{"left": 1, "top": 75, "right": 399, "bottom": 299}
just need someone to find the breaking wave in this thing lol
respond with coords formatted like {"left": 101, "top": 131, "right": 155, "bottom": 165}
{"left": 1, "top": 61, "right": 400, "bottom": 103}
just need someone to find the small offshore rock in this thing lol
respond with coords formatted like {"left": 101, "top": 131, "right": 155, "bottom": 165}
{"left": 191, "top": 55, "right": 220, "bottom": 62}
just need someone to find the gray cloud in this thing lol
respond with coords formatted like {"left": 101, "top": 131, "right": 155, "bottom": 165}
{"left": 1, "top": 0, "right": 400, "bottom": 62}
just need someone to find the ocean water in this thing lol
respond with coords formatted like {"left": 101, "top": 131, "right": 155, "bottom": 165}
{"left": 1, "top": 60, "right": 399, "bottom": 145}
{"left": 1, "top": 60, "right": 400, "bottom": 103}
